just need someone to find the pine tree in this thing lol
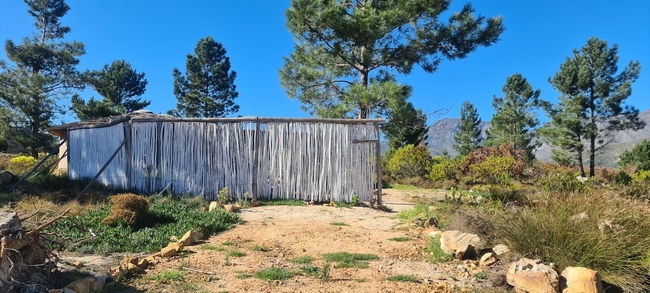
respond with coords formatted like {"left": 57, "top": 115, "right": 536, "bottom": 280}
{"left": 280, "top": 0, "right": 504, "bottom": 119}
{"left": 381, "top": 94, "right": 428, "bottom": 151}
{"left": 453, "top": 101, "right": 482, "bottom": 156}
{"left": 0, "top": 0, "right": 84, "bottom": 158}
{"left": 484, "top": 73, "right": 540, "bottom": 160}
{"left": 72, "top": 60, "right": 149, "bottom": 120}
{"left": 169, "top": 36, "right": 239, "bottom": 118}
{"left": 541, "top": 37, "right": 644, "bottom": 177}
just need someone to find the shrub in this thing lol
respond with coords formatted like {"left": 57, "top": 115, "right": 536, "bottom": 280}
{"left": 457, "top": 143, "right": 531, "bottom": 184}
{"left": 428, "top": 156, "right": 460, "bottom": 181}
{"left": 619, "top": 140, "right": 650, "bottom": 171}
{"left": 495, "top": 191, "right": 650, "bottom": 292}
{"left": 633, "top": 170, "right": 650, "bottom": 182}
{"left": 102, "top": 193, "right": 150, "bottom": 227}
{"left": 386, "top": 145, "right": 432, "bottom": 179}
{"left": 539, "top": 169, "right": 584, "bottom": 196}
{"left": 218, "top": 187, "right": 231, "bottom": 204}
{"left": 8, "top": 155, "right": 37, "bottom": 174}
{"left": 470, "top": 156, "right": 515, "bottom": 185}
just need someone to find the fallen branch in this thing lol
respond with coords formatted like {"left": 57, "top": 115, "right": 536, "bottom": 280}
{"left": 26, "top": 209, "right": 70, "bottom": 237}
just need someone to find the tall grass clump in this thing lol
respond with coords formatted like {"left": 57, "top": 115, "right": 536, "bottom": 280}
{"left": 495, "top": 190, "right": 650, "bottom": 292}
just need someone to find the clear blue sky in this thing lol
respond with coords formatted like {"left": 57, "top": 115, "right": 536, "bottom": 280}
{"left": 1, "top": 0, "right": 648, "bottom": 125}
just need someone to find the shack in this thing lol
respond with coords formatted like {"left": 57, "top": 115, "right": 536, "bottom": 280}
{"left": 47, "top": 111, "right": 383, "bottom": 203}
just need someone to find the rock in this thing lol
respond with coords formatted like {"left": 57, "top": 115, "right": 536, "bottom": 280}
{"left": 439, "top": 230, "right": 481, "bottom": 260}
{"left": 0, "top": 170, "right": 17, "bottom": 185}
{"left": 576, "top": 176, "right": 588, "bottom": 183}
{"left": 120, "top": 255, "right": 139, "bottom": 267}
{"left": 91, "top": 276, "right": 109, "bottom": 292}
{"left": 136, "top": 258, "right": 149, "bottom": 268}
{"left": 126, "top": 263, "right": 141, "bottom": 273}
{"left": 72, "top": 260, "right": 84, "bottom": 268}
{"left": 179, "top": 230, "right": 204, "bottom": 246}
{"left": 0, "top": 210, "right": 21, "bottom": 231}
{"left": 507, "top": 258, "right": 559, "bottom": 293}
{"left": 560, "top": 267, "right": 604, "bottom": 293}
{"left": 479, "top": 252, "right": 497, "bottom": 267}
{"left": 224, "top": 204, "right": 240, "bottom": 213}
{"left": 492, "top": 244, "right": 509, "bottom": 256}
{"left": 208, "top": 201, "right": 219, "bottom": 212}
{"left": 160, "top": 242, "right": 183, "bottom": 257}
{"left": 108, "top": 266, "right": 124, "bottom": 280}
{"left": 48, "top": 289, "right": 64, "bottom": 293}
{"left": 411, "top": 218, "right": 423, "bottom": 227}
{"left": 64, "top": 277, "right": 94, "bottom": 293}
{"left": 424, "top": 217, "right": 439, "bottom": 228}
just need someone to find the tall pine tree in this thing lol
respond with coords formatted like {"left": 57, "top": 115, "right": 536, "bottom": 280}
{"left": 453, "top": 101, "right": 482, "bottom": 156}
{"left": 169, "top": 36, "right": 239, "bottom": 118}
{"left": 280, "top": 0, "right": 504, "bottom": 119}
{"left": 0, "top": 0, "right": 84, "bottom": 158}
{"left": 541, "top": 37, "right": 644, "bottom": 177}
{"left": 484, "top": 73, "right": 540, "bottom": 160}
{"left": 72, "top": 60, "right": 149, "bottom": 120}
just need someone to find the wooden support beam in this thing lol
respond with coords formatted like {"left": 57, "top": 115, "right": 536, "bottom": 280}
{"left": 31, "top": 149, "right": 68, "bottom": 178}
{"left": 132, "top": 117, "right": 385, "bottom": 124}
{"left": 10, "top": 139, "right": 67, "bottom": 191}
{"left": 251, "top": 118, "right": 261, "bottom": 201}
{"left": 352, "top": 139, "right": 379, "bottom": 144}
{"left": 374, "top": 123, "right": 382, "bottom": 205}
{"left": 123, "top": 120, "right": 132, "bottom": 191}
{"left": 75, "top": 139, "right": 126, "bottom": 201}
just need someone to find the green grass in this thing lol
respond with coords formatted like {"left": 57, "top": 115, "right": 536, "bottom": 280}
{"left": 322, "top": 252, "right": 379, "bottom": 268}
{"left": 201, "top": 244, "right": 225, "bottom": 251}
{"left": 288, "top": 255, "right": 314, "bottom": 264}
{"left": 254, "top": 266, "right": 295, "bottom": 281}
{"left": 395, "top": 204, "right": 437, "bottom": 226}
{"left": 300, "top": 265, "right": 326, "bottom": 278}
{"left": 385, "top": 183, "right": 420, "bottom": 190}
{"left": 147, "top": 270, "right": 185, "bottom": 283}
{"left": 236, "top": 272, "right": 252, "bottom": 279}
{"left": 258, "top": 199, "right": 306, "bottom": 206}
{"left": 425, "top": 236, "right": 453, "bottom": 263}
{"left": 221, "top": 241, "right": 234, "bottom": 246}
{"left": 250, "top": 245, "right": 269, "bottom": 252}
{"left": 330, "top": 221, "right": 348, "bottom": 226}
{"left": 388, "top": 237, "right": 411, "bottom": 242}
{"left": 227, "top": 250, "right": 246, "bottom": 257}
{"left": 386, "top": 274, "right": 419, "bottom": 283}
{"left": 45, "top": 195, "right": 242, "bottom": 254}
{"left": 474, "top": 271, "right": 487, "bottom": 280}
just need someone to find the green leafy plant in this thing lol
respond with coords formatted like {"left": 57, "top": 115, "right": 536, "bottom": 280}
{"left": 330, "top": 221, "right": 348, "bottom": 226}
{"left": 351, "top": 194, "right": 359, "bottom": 206}
{"left": 288, "top": 255, "right": 314, "bottom": 264}
{"left": 148, "top": 270, "right": 185, "bottom": 283}
{"left": 426, "top": 236, "right": 453, "bottom": 263}
{"left": 254, "top": 266, "right": 295, "bottom": 281}
{"left": 387, "top": 145, "right": 433, "bottom": 179}
{"left": 322, "top": 252, "right": 379, "bottom": 268}
{"left": 201, "top": 244, "right": 225, "bottom": 251}
{"left": 218, "top": 187, "right": 230, "bottom": 205}
{"left": 386, "top": 274, "right": 419, "bottom": 282}
{"left": 227, "top": 250, "right": 246, "bottom": 257}
{"left": 250, "top": 245, "right": 269, "bottom": 252}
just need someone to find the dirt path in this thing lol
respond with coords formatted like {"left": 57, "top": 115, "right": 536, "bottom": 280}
{"left": 113, "top": 189, "right": 498, "bottom": 293}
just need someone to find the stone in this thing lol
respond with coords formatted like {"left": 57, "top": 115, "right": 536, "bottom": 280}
{"left": 0, "top": 170, "right": 16, "bottom": 185}
{"left": 576, "top": 176, "right": 588, "bottom": 183}
{"left": 92, "top": 276, "right": 109, "bottom": 292}
{"left": 72, "top": 260, "right": 84, "bottom": 268}
{"left": 108, "top": 266, "right": 124, "bottom": 280}
{"left": 208, "top": 201, "right": 219, "bottom": 212}
{"left": 507, "top": 258, "right": 559, "bottom": 293}
{"left": 179, "top": 230, "right": 204, "bottom": 246}
{"left": 0, "top": 210, "right": 21, "bottom": 231}
{"left": 64, "top": 277, "right": 94, "bottom": 293}
{"left": 411, "top": 218, "right": 423, "bottom": 227}
{"left": 492, "top": 244, "right": 509, "bottom": 256}
{"left": 439, "top": 230, "right": 481, "bottom": 260}
{"left": 224, "top": 204, "right": 240, "bottom": 213}
{"left": 48, "top": 289, "right": 64, "bottom": 293}
{"left": 125, "top": 263, "right": 141, "bottom": 273}
{"left": 120, "top": 255, "right": 139, "bottom": 267}
{"left": 479, "top": 252, "right": 497, "bottom": 267}
{"left": 560, "top": 267, "right": 604, "bottom": 293}
{"left": 424, "top": 217, "right": 439, "bottom": 228}
{"left": 160, "top": 242, "right": 183, "bottom": 257}
{"left": 136, "top": 258, "right": 149, "bottom": 268}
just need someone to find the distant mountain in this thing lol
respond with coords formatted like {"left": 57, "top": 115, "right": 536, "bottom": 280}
{"left": 423, "top": 108, "right": 650, "bottom": 167}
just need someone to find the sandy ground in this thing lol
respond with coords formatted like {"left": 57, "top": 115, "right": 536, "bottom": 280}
{"left": 60, "top": 189, "right": 498, "bottom": 292}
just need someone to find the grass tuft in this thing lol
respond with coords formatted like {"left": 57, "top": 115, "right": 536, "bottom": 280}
{"left": 386, "top": 274, "right": 419, "bottom": 282}
{"left": 395, "top": 204, "right": 437, "bottom": 225}
{"left": 259, "top": 199, "right": 306, "bottom": 206}
{"left": 425, "top": 235, "right": 453, "bottom": 263}
{"left": 322, "top": 252, "right": 379, "bottom": 268}
{"left": 148, "top": 270, "right": 185, "bottom": 283}
{"left": 250, "top": 245, "right": 269, "bottom": 252}
{"left": 388, "top": 237, "right": 411, "bottom": 242}
{"left": 254, "top": 266, "right": 295, "bottom": 281}
{"left": 227, "top": 250, "right": 246, "bottom": 257}
{"left": 330, "top": 221, "right": 348, "bottom": 226}
{"left": 201, "top": 244, "right": 225, "bottom": 251}
{"left": 288, "top": 255, "right": 314, "bottom": 264}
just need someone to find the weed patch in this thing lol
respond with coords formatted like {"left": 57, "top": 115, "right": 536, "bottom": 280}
{"left": 395, "top": 204, "right": 437, "bottom": 226}
{"left": 426, "top": 236, "right": 452, "bottom": 263}
{"left": 227, "top": 250, "right": 246, "bottom": 257}
{"left": 254, "top": 266, "right": 295, "bottom": 281}
{"left": 288, "top": 255, "right": 314, "bottom": 264}
{"left": 148, "top": 270, "right": 185, "bottom": 283}
{"left": 330, "top": 221, "right": 348, "bottom": 226}
{"left": 386, "top": 274, "right": 419, "bottom": 282}
{"left": 322, "top": 252, "right": 379, "bottom": 268}
{"left": 250, "top": 245, "right": 269, "bottom": 252}
{"left": 388, "top": 237, "right": 410, "bottom": 242}
{"left": 201, "top": 244, "right": 225, "bottom": 251}
{"left": 259, "top": 199, "right": 306, "bottom": 206}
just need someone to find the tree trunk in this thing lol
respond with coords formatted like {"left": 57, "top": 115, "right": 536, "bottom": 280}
{"left": 589, "top": 137, "right": 596, "bottom": 177}
{"left": 577, "top": 152, "right": 586, "bottom": 177}
{"left": 30, "top": 120, "right": 39, "bottom": 159}
{"left": 358, "top": 69, "right": 369, "bottom": 119}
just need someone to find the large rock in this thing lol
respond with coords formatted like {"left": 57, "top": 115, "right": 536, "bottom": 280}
{"left": 160, "top": 242, "right": 183, "bottom": 257}
{"left": 507, "top": 258, "right": 559, "bottom": 293}
{"left": 439, "top": 230, "right": 480, "bottom": 260}
{"left": 208, "top": 201, "right": 219, "bottom": 212}
{"left": 0, "top": 170, "right": 17, "bottom": 185}
{"left": 560, "top": 267, "right": 604, "bottom": 293}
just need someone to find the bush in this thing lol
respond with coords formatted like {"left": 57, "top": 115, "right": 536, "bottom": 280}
{"left": 495, "top": 191, "right": 650, "bottom": 292}
{"left": 619, "top": 140, "right": 650, "bottom": 171}
{"left": 470, "top": 156, "right": 515, "bottom": 185}
{"left": 386, "top": 145, "right": 432, "bottom": 179}
{"left": 539, "top": 169, "right": 584, "bottom": 196}
{"left": 428, "top": 156, "right": 461, "bottom": 182}
{"left": 102, "top": 193, "right": 150, "bottom": 227}
{"left": 9, "top": 155, "right": 37, "bottom": 174}
{"left": 457, "top": 143, "right": 531, "bottom": 184}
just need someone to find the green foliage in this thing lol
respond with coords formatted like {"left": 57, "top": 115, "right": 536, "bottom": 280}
{"left": 288, "top": 255, "right": 314, "bottom": 264}
{"left": 226, "top": 250, "right": 246, "bottom": 257}
{"left": 382, "top": 96, "right": 428, "bottom": 150}
{"left": 633, "top": 170, "right": 650, "bottom": 182}
{"left": 350, "top": 194, "right": 359, "bottom": 206}
{"left": 9, "top": 155, "right": 37, "bottom": 171}
{"left": 46, "top": 196, "right": 241, "bottom": 254}
{"left": 395, "top": 204, "right": 437, "bottom": 226}
{"left": 484, "top": 73, "right": 540, "bottom": 160}
{"left": 388, "top": 237, "right": 411, "bottom": 242}
{"left": 330, "top": 221, "right": 348, "bottom": 226}
{"left": 299, "top": 265, "right": 324, "bottom": 278}
{"left": 169, "top": 36, "right": 239, "bottom": 118}
{"left": 542, "top": 37, "right": 645, "bottom": 177}
{"left": 539, "top": 169, "right": 585, "bottom": 196}
{"left": 496, "top": 191, "right": 650, "bottom": 292}
{"left": 429, "top": 156, "right": 461, "bottom": 181}
{"left": 200, "top": 244, "right": 225, "bottom": 252}
{"left": 454, "top": 101, "right": 482, "bottom": 156}
{"left": 386, "top": 274, "right": 419, "bottom": 283}
{"left": 250, "top": 245, "right": 269, "bottom": 252}
{"left": 321, "top": 252, "right": 379, "bottom": 269}
{"left": 148, "top": 270, "right": 185, "bottom": 283}
{"left": 280, "top": 0, "right": 503, "bottom": 118}
{"left": 258, "top": 199, "right": 306, "bottom": 206}
{"left": 0, "top": 0, "right": 84, "bottom": 158}
{"left": 426, "top": 236, "right": 453, "bottom": 263}
{"left": 470, "top": 156, "right": 515, "bottom": 186}
{"left": 619, "top": 140, "right": 650, "bottom": 171}
{"left": 254, "top": 266, "right": 295, "bottom": 281}
{"left": 386, "top": 145, "right": 432, "bottom": 179}
{"left": 217, "top": 187, "right": 230, "bottom": 205}
{"left": 458, "top": 144, "right": 531, "bottom": 184}
{"left": 72, "top": 60, "right": 149, "bottom": 120}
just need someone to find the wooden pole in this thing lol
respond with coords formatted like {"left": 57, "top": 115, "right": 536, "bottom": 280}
{"left": 374, "top": 123, "right": 382, "bottom": 205}
{"left": 251, "top": 118, "right": 261, "bottom": 201}
{"left": 75, "top": 139, "right": 126, "bottom": 200}
{"left": 131, "top": 117, "right": 385, "bottom": 124}
{"left": 10, "top": 139, "right": 68, "bottom": 191}
{"left": 123, "top": 121, "right": 132, "bottom": 190}
{"left": 31, "top": 149, "right": 68, "bottom": 178}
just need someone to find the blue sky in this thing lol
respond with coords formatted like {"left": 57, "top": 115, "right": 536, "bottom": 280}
{"left": 1, "top": 0, "right": 648, "bottom": 125}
